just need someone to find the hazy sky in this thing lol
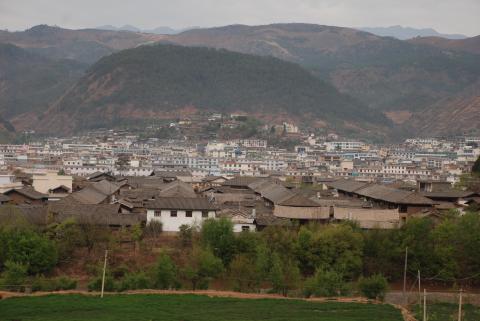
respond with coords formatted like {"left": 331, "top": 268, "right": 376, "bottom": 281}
{"left": 0, "top": 0, "right": 478, "bottom": 36}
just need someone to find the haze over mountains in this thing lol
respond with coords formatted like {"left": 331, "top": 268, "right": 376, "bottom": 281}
{"left": 359, "top": 26, "right": 467, "bottom": 40}
{"left": 0, "top": 23, "right": 479, "bottom": 140}
{"left": 96, "top": 25, "right": 199, "bottom": 35}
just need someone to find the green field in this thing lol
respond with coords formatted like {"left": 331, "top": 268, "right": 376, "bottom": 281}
{"left": 414, "top": 303, "right": 480, "bottom": 321}
{"left": 0, "top": 294, "right": 403, "bottom": 321}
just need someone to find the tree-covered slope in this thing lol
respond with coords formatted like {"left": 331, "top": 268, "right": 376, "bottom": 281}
{"left": 0, "top": 43, "right": 85, "bottom": 125}
{"left": 165, "top": 24, "right": 480, "bottom": 116}
{"left": 40, "top": 44, "right": 390, "bottom": 135}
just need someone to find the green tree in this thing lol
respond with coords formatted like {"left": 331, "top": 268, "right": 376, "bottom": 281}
{"left": 46, "top": 218, "right": 83, "bottom": 263}
{"left": 152, "top": 253, "right": 177, "bottom": 289}
{"left": 182, "top": 247, "right": 223, "bottom": 290}
{"left": 0, "top": 261, "right": 28, "bottom": 291}
{"left": 357, "top": 274, "right": 388, "bottom": 301}
{"left": 201, "top": 218, "right": 236, "bottom": 266}
{"left": 0, "top": 228, "right": 58, "bottom": 274}
{"left": 304, "top": 268, "right": 349, "bottom": 297}
{"left": 472, "top": 156, "right": 480, "bottom": 174}
{"left": 269, "top": 252, "right": 300, "bottom": 297}
{"left": 229, "top": 254, "right": 259, "bottom": 292}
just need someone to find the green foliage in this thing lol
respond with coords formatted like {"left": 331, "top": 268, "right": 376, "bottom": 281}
{"left": 472, "top": 156, "right": 480, "bottom": 174}
{"left": 357, "top": 274, "right": 388, "bottom": 301}
{"left": 269, "top": 252, "right": 301, "bottom": 296}
{"left": 0, "top": 227, "right": 58, "bottom": 275}
{"left": 0, "top": 294, "right": 405, "bottom": 321}
{"left": 31, "top": 276, "right": 77, "bottom": 292}
{"left": 303, "top": 268, "right": 350, "bottom": 298}
{"left": 182, "top": 247, "right": 223, "bottom": 290}
{"left": 228, "top": 254, "right": 259, "bottom": 292}
{"left": 178, "top": 224, "right": 193, "bottom": 247}
{"left": 46, "top": 218, "right": 83, "bottom": 262}
{"left": 201, "top": 218, "right": 236, "bottom": 266}
{"left": 87, "top": 274, "right": 116, "bottom": 292}
{"left": 57, "top": 44, "right": 388, "bottom": 133}
{"left": 152, "top": 253, "right": 178, "bottom": 289}
{"left": 0, "top": 261, "right": 28, "bottom": 291}
{"left": 117, "top": 271, "right": 150, "bottom": 292}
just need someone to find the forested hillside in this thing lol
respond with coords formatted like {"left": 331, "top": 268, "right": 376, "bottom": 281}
{"left": 39, "top": 44, "right": 391, "bottom": 135}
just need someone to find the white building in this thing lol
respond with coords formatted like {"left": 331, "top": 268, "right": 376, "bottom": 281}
{"left": 146, "top": 197, "right": 218, "bottom": 232}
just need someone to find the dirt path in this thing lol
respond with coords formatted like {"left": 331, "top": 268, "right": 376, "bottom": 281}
{"left": 0, "top": 289, "right": 418, "bottom": 321}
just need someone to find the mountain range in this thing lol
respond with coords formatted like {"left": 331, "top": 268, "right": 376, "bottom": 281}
{"left": 0, "top": 23, "right": 479, "bottom": 140}
{"left": 96, "top": 25, "right": 199, "bottom": 35}
{"left": 359, "top": 25, "right": 467, "bottom": 40}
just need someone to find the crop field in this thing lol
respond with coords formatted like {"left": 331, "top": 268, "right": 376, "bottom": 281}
{"left": 0, "top": 294, "right": 403, "bottom": 321}
{"left": 414, "top": 302, "right": 480, "bottom": 321}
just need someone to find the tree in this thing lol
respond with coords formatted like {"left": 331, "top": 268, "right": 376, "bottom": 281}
{"left": 472, "top": 156, "right": 480, "bottom": 174}
{"left": 0, "top": 228, "right": 58, "bottom": 274}
{"left": 201, "top": 218, "right": 236, "bottom": 266}
{"left": 182, "top": 247, "right": 223, "bottom": 290}
{"left": 152, "top": 253, "right": 177, "bottom": 289}
{"left": 269, "top": 252, "right": 300, "bottom": 297}
{"left": 178, "top": 224, "right": 193, "bottom": 248}
{"left": 229, "top": 254, "right": 259, "bottom": 292}
{"left": 46, "top": 218, "right": 83, "bottom": 263}
{"left": 304, "top": 268, "right": 349, "bottom": 297}
{"left": 357, "top": 274, "right": 388, "bottom": 301}
{"left": 0, "top": 261, "right": 28, "bottom": 291}
{"left": 306, "top": 224, "right": 364, "bottom": 278}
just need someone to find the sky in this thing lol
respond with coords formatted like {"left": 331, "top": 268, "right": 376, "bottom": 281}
{"left": 0, "top": 0, "right": 479, "bottom": 36}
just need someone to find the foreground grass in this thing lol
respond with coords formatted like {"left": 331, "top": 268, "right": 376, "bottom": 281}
{"left": 0, "top": 294, "right": 403, "bottom": 321}
{"left": 414, "top": 303, "right": 480, "bottom": 321}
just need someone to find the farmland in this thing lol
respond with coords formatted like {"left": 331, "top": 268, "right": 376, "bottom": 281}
{"left": 414, "top": 302, "right": 480, "bottom": 321}
{"left": 0, "top": 294, "right": 403, "bottom": 321}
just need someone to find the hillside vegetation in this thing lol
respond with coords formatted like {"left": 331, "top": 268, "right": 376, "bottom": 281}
{"left": 0, "top": 43, "right": 85, "bottom": 125}
{"left": 40, "top": 44, "right": 390, "bottom": 135}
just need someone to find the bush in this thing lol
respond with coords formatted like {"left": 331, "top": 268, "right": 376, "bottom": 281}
{"left": 87, "top": 275, "right": 116, "bottom": 292}
{"left": 152, "top": 253, "right": 177, "bottom": 289}
{"left": 117, "top": 271, "right": 150, "bottom": 292}
{"left": 31, "top": 276, "right": 77, "bottom": 292}
{"left": 358, "top": 274, "right": 388, "bottom": 300}
{"left": 0, "top": 261, "right": 28, "bottom": 292}
{"left": 303, "top": 268, "right": 350, "bottom": 298}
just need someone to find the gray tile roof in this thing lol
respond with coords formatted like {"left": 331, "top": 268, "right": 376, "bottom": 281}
{"left": 146, "top": 197, "right": 218, "bottom": 210}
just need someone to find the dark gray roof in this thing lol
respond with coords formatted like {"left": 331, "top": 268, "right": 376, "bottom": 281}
{"left": 0, "top": 205, "right": 47, "bottom": 225}
{"left": 146, "top": 197, "right": 218, "bottom": 210}
{"left": 159, "top": 180, "right": 197, "bottom": 198}
{"left": 422, "top": 190, "right": 478, "bottom": 199}
{"left": 356, "top": 184, "right": 434, "bottom": 205}
{"left": 327, "top": 179, "right": 370, "bottom": 193}
{"left": 4, "top": 187, "right": 48, "bottom": 200}
{"left": 223, "top": 176, "right": 263, "bottom": 187}
{"left": 69, "top": 180, "right": 121, "bottom": 204}
{"left": 49, "top": 203, "right": 141, "bottom": 226}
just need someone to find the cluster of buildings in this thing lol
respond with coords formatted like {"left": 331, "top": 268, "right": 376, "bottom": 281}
{"left": 0, "top": 131, "right": 478, "bottom": 233}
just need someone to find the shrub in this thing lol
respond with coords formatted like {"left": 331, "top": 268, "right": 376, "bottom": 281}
{"left": 0, "top": 261, "right": 28, "bottom": 292}
{"left": 152, "top": 253, "right": 177, "bottom": 289}
{"left": 117, "top": 271, "right": 150, "bottom": 292}
{"left": 56, "top": 276, "right": 77, "bottom": 290}
{"left": 87, "top": 275, "right": 116, "bottom": 292}
{"left": 358, "top": 274, "right": 388, "bottom": 300}
{"left": 31, "top": 276, "right": 76, "bottom": 292}
{"left": 303, "top": 268, "right": 350, "bottom": 298}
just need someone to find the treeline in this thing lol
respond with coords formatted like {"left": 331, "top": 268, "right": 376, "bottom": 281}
{"left": 1, "top": 209, "right": 479, "bottom": 298}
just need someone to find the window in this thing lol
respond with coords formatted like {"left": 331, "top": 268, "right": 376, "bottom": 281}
{"left": 186, "top": 210, "right": 192, "bottom": 218}
{"left": 154, "top": 210, "right": 161, "bottom": 217}
{"left": 241, "top": 225, "right": 250, "bottom": 232}
{"left": 202, "top": 210, "right": 208, "bottom": 218}
{"left": 170, "top": 210, "right": 177, "bottom": 217}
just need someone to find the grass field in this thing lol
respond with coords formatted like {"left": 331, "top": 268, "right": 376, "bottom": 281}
{"left": 414, "top": 303, "right": 480, "bottom": 321}
{"left": 0, "top": 294, "right": 403, "bottom": 321}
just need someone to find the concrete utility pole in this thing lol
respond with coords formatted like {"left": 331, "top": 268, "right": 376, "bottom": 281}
{"left": 423, "top": 289, "right": 427, "bottom": 321}
{"left": 403, "top": 247, "right": 408, "bottom": 305}
{"left": 458, "top": 289, "right": 463, "bottom": 321}
{"left": 101, "top": 249, "right": 108, "bottom": 298}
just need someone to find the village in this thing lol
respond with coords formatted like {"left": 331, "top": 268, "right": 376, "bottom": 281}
{"left": 0, "top": 121, "right": 479, "bottom": 231}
